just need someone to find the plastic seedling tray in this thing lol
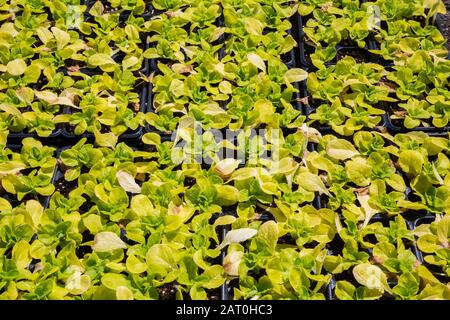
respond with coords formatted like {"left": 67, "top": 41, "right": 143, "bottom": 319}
{"left": 7, "top": 64, "right": 69, "bottom": 140}
{"left": 296, "top": 14, "right": 376, "bottom": 69}
{"left": 335, "top": 46, "right": 377, "bottom": 63}
{"left": 262, "top": 15, "right": 298, "bottom": 67}
{"left": 219, "top": 213, "right": 333, "bottom": 300}
{"left": 146, "top": 62, "right": 303, "bottom": 137}
{"left": 149, "top": 15, "right": 226, "bottom": 71}
{"left": 60, "top": 36, "right": 150, "bottom": 141}
{"left": 412, "top": 216, "right": 450, "bottom": 281}
{"left": 7, "top": 123, "right": 63, "bottom": 141}
{"left": 383, "top": 102, "right": 450, "bottom": 133}
{"left": 82, "top": 16, "right": 151, "bottom": 73}
{"left": 85, "top": 0, "right": 154, "bottom": 21}
{"left": 146, "top": 11, "right": 301, "bottom": 136}
{"left": 370, "top": 13, "right": 450, "bottom": 68}
{"left": 1, "top": 144, "right": 58, "bottom": 209}
{"left": 61, "top": 80, "right": 147, "bottom": 141}
{"left": 143, "top": 79, "right": 177, "bottom": 138}
{"left": 300, "top": 81, "right": 389, "bottom": 133}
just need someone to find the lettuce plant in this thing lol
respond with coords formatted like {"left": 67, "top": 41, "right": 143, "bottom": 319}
{"left": 227, "top": 220, "right": 332, "bottom": 300}
{"left": 370, "top": 20, "right": 448, "bottom": 63}
{"left": 303, "top": 0, "right": 373, "bottom": 68}
{"left": 306, "top": 57, "right": 394, "bottom": 135}
{"left": 415, "top": 215, "right": 450, "bottom": 277}
{"left": 0, "top": 139, "right": 56, "bottom": 201}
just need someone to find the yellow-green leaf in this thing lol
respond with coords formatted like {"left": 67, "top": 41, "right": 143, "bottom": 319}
{"left": 88, "top": 53, "right": 116, "bottom": 67}
{"left": 7, "top": 59, "right": 27, "bottom": 76}
{"left": 92, "top": 232, "right": 127, "bottom": 252}
{"left": 116, "top": 170, "right": 141, "bottom": 194}
{"left": 326, "top": 139, "right": 360, "bottom": 160}
{"left": 116, "top": 286, "right": 134, "bottom": 300}
{"left": 284, "top": 68, "right": 308, "bottom": 83}
{"left": 126, "top": 255, "right": 147, "bottom": 274}
{"left": 247, "top": 53, "right": 266, "bottom": 73}
{"left": 297, "top": 172, "right": 331, "bottom": 196}
{"left": 244, "top": 17, "right": 264, "bottom": 36}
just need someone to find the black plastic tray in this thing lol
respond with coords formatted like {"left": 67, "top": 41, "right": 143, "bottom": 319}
{"left": 382, "top": 107, "right": 450, "bottom": 133}
{"left": 145, "top": 14, "right": 224, "bottom": 135}
{"left": 144, "top": 77, "right": 305, "bottom": 138}
{"left": 295, "top": 13, "right": 377, "bottom": 69}
{"left": 85, "top": 0, "right": 154, "bottom": 21}
{"left": 143, "top": 80, "right": 177, "bottom": 137}
{"left": 296, "top": 1, "right": 450, "bottom": 69}
{"left": 217, "top": 202, "right": 337, "bottom": 300}
{"left": 412, "top": 216, "right": 450, "bottom": 281}
{"left": 58, "top": 32, "right": 150, "bottom": 141}
{"left": 308, "top": 139, "right": 435, "bottom": 225}
{"left": 144, "top": 14, "right": 226, "bottom": 137}
{"left": 363, "top": 12, "right": 450, "bottom": 133}
{"left": 7, "top": 123, "right": 63, "bottom": 141}
{"left": 1, "top": 144, "right": 58, "bottom": 209}
{"left": 6, "top": 10, "right": 151, "bottom": 142}
{"left": 370, "top": 12, "right": 450, "bottom": 68}
{"left": 61, "top": 82, "right": 147, "bottom": 140}
{"left": 300, "top": 80, "right": 388, "bottom": 133}
{"left": 82, "top": 15, "right": 151, "bottom": 74}
{"left": 149, "top": 14, "right": 226, "bottom": 71}
{"left": 145, "top": 12, "right": 303, "bottom": 136}
{"left": 302, "top": 64, "right": 450, "bottom": 135}
{"left": 219, "top": 224, "right": 335, "bottom": 300}
{"left": 384, "top": 102, "right": 450, "bottom": 133}
{"left": 325, "top": 212, "right": 425, "bottom": 300}
{"left": 148, "top": 11, "right": 298, "bottom": 70}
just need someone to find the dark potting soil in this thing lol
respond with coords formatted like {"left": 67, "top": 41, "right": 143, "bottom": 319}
{"left": 157, "top": 283, "right": 179, "bottom": 300}
{"left": 156, "top": 283, "right": 220, "bottom": 300}
{"left": 336, "top": 48, "right": 371, "bottom": 63}
{"left": 55, "top": 179, "right": 78, "bottom": 197}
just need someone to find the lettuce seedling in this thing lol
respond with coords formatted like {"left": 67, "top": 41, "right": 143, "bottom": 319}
{"left": 415, "top": 215, "right": 450, "bottom": 276}
{"left": 307, "top": 57, "right": 393, "bottom": 135}
{"left": 60, "top": 138, "right": 105, "bottom": 181}
{"left": 0, "top": 139, "right": 56, "bottom": 200}
{"left": 233, "top": 221, "right": 331, "bottom": 300}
